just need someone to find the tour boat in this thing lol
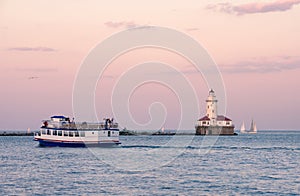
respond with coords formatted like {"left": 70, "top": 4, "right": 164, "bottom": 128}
{"left": 34, "top": 115, "right": 121, "bottom": 147}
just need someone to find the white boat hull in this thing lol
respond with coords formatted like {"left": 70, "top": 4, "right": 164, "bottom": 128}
{"left": 34, "top": 137, "right": 121, "bottom": 147}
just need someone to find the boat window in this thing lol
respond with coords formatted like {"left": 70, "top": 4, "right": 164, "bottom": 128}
{"left": 69, "top": 131, "right": 74, "bottom": 137}
{"left": 47, "top": 129, "right": 51, "bottom": 135}
{"left": 58, "top": 130, "right": 62, "bottom": 136}
{"left": 75, "top": 131, "right": 79, "bottom": 137}
{"left": 53, "top": 130, "right": 57, "bottom": 136}
{"left": 64, "top": 131, "right": 68, "bottom": 136}
{"left": 92, "top": 132, "right": 94, "bottom": 134}
{"left": 42, "top": 129, "right": 46, "bottom": 135}
{"left": 108, "top": 131, "right": 111, "bottom": 137}
{"left": 80, "top": 131, "right": 85, "bottom": 137}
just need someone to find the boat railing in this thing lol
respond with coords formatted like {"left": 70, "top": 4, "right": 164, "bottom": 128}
{"left": 42, "top": 121, "right": 119, "bottom": 130}
{"left": 74, "top": 122, "right": 119, "bottom": 129}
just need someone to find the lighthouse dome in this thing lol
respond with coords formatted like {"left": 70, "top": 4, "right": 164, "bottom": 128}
{"left": 206, "top": 89, "right": 217, "bottom": 102}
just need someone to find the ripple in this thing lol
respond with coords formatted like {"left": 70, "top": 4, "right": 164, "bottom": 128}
{"left": 0, "top": 133, "right": 299, "bottom": 195}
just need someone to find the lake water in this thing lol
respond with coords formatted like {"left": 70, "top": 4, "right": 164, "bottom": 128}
{"left": 1, "top": 131, "right": 299, "bottom": 195}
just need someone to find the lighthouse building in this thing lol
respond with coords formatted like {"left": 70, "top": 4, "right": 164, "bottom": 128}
{"left": 196, "top": 89, "right": 235, "bottom": 135}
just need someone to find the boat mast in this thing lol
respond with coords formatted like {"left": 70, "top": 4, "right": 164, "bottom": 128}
{"left": 250, "top": 119, "right": 254, "bottom": 131}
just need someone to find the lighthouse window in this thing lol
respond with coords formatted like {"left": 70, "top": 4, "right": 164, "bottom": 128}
{"left": 75, "top": 131, "right": 79, "bottom": 137}
{"left": 80, "top": 131, "right": 85, "bottom": 137}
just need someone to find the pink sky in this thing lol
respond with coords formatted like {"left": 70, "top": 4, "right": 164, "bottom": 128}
{"left": 0, "top": 0, "right": 300, "bottom": 130}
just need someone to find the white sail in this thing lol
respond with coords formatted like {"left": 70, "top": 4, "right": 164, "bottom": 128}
{"left": 253, "top": 122, "right": 257, "bottom": 133}
{"left": 249, "top": 120, "right": 257, "bottom": 133}
{"left": 240, "top": 122, "right": 246, "bottom": 133}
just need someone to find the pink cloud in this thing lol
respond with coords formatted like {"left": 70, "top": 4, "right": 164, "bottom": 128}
{"left": 104, "top": 21, "right": 138, "bottom": 29}
{"left": 8, "top": 46, "right": 57, "bottom": 52}
{"left": 220, "top": 56, "right": 300, "bottom": 73}
{"left": 207, "top": 0, "right": 300, "bottom": 15}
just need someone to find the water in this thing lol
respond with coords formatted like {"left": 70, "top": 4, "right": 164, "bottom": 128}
{"left": 1, "top": 131, "right": 299, "bottom": 195}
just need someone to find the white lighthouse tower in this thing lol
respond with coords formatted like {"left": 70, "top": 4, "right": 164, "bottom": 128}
{"left": 206, "top": 89, "right": 218, "bottom": 126}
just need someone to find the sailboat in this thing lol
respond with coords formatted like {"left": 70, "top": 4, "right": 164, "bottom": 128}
{"left": 248, "top": 119, "right": 257, "bottom": 134}
{"left": 152, "top": 127, "right": 176, "bottom": 135}
{"left": 240, "top": 122, "right": 246, "bottom": 133}
{"left": 240, "top": 120, "right": 257, "bottom": 134}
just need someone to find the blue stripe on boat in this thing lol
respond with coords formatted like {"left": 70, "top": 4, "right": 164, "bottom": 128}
{"left": 37, "top": 139, "right": 121, "bottom": 147}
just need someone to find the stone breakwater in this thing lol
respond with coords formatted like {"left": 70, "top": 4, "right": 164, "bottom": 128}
{"left": 0, "top": 131, "right": 34, "bottom": 136}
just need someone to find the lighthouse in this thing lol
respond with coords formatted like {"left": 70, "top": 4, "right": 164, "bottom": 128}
{"left": 195, "top": 89, "right": 236, "bottom": 135}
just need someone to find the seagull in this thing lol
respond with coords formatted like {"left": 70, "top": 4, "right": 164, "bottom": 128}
{"left": 28, "top": 76, "right": 39, "bottom": 80}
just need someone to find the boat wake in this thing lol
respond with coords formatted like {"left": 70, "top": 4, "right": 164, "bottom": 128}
{"left": 121, "top": 145, "right": 300, "bottom": 151}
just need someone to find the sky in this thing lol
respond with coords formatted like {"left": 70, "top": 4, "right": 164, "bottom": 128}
{"left": 0, "top": 0, "right": 300, "bottom": 130}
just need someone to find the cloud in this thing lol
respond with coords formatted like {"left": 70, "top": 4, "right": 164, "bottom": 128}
{"left": 0, "top": 26, "right": 8, "bottom": 30}
{"left": 104, "top": 21, "right": 139, "bottom": 29}
{"left": 220, "top": 56, "right": 300, "bottom": 73}
{"left": 207, "top": 0, "right": 300, "bottom": 15}
{"left": 15, "top": 67, "right": 58, "bottom": 72}
{"left": 102, "top": 75, "right": 115, "bottom": 79}
{"left": 185, "top": 28, "right": 199, "bottom": 32}
{"left": 8, "top": 47, "right": 57, "bottom": 52}
{"left": 155, "top": 57, "right": 300, "bottom": 74}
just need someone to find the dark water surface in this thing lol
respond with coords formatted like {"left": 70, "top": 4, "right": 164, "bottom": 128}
{"left": 1, "top": 131, "right": 299, "bottom": 195}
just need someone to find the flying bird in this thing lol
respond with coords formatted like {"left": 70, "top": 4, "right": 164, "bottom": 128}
{"left": 28, "top": 76, "right": 39, "bottom": 80}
